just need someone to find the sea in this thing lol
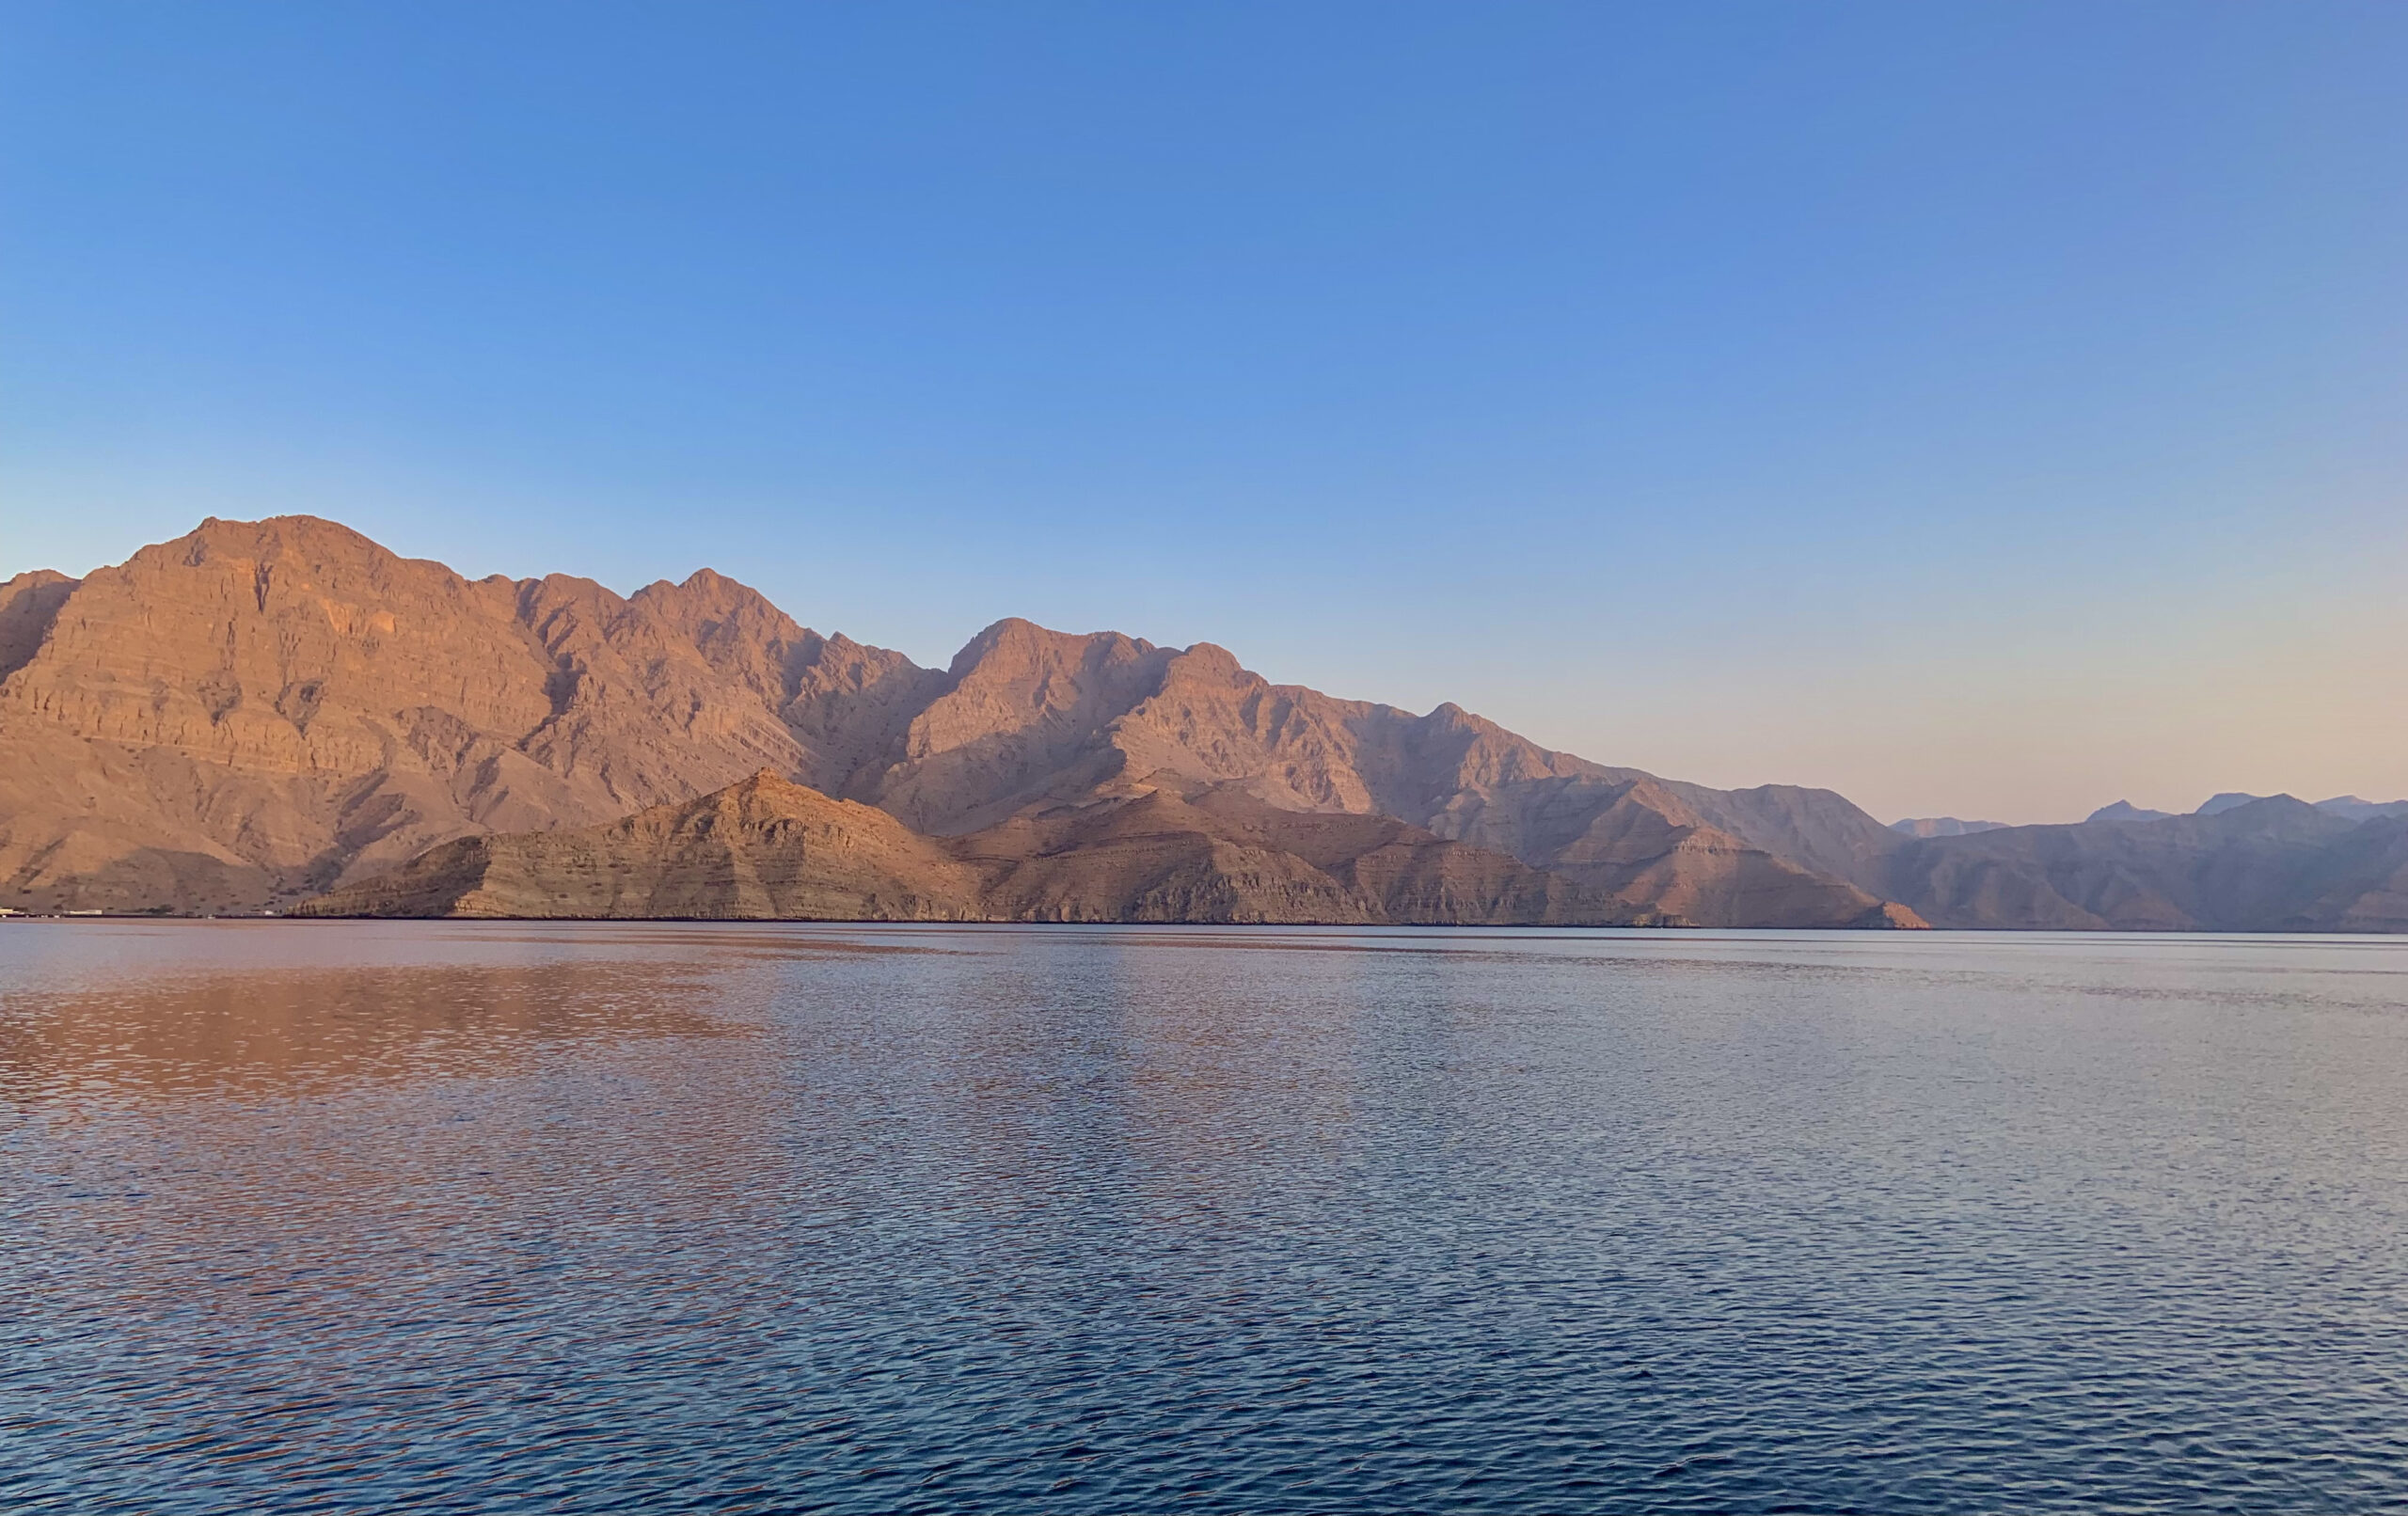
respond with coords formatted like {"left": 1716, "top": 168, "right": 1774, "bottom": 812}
{"left": 5, "top": 922, "right": 2404, "bottom": 1512}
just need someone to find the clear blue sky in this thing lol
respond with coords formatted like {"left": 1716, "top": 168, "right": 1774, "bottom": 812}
{"left": 4, "top": 2, "right": 2404, "bottom": 822}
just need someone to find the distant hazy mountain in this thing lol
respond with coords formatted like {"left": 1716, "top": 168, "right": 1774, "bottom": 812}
{"left": 2086, "top": 800, "right": 2176, "bottom": 824}
{"left": 1879, "top": 798, "right": 2408, "bottom": 931}
{"left": 2190, "top": 793, "right": 2408, "bottom": 823}
{"left": 2314, "top": 796, "right": 2408, "bottom": 824}
{"left": 4, "top": 515, "right": 2400, "bottom": 931}
{"left": 1891, "top": 817, "right": 2008, "bottom": 839}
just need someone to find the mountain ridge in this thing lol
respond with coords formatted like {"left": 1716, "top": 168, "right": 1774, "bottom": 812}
{"left": 1892, "top": 817, "right": 2009, "bottom": 839}
{"left": 3, "top": 515, "right": 2400, "bottom": 930}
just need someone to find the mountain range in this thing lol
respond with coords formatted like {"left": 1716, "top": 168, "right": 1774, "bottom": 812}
{"left": 5, "top": 516, "right": 2403, "bottom": 930}
{"left": 1890, "top": 816, "right": 2008, "bottom": 839}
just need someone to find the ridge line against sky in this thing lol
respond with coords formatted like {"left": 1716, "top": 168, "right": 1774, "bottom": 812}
{"left": 3, "top": 2, "right": 2404, "bottom": 824}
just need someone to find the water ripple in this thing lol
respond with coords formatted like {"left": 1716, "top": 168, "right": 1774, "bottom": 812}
{"left": 2, "top": 922, "right": 2405, "bottom": 1511}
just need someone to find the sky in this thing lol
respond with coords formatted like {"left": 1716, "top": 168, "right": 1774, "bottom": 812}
{"left": 3, "top": 2, "right": 2403, "bottom": 825}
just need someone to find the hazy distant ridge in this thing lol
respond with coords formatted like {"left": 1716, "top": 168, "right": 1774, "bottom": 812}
{"left": 1891, "top": 817, "right": 2009, "bottom": 839}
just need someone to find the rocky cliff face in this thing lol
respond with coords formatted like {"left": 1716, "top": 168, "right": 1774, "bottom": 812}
{"left": 0, "top": 570, "right": 78, "bottom": 682}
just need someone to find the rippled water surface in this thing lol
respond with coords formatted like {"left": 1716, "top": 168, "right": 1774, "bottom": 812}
{"left": 6, "top": 923, "right": 2407, "bottom": 1512}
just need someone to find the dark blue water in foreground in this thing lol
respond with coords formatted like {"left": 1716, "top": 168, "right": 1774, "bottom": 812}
{"left": 5, "top": 923, "right": 2406, "bottom": 1512}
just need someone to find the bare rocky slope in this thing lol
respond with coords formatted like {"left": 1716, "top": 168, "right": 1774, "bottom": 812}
{"left": 0, "top": 516, "right": 935, "bottom": 913}
{"left": 0, "top": 515, "right": 1925, "bottom": 925}
{"left": 7, "top": 515, "right": 2400, "bottom": 929}
{"left": 293, "top": 772, "right": 988, "bottom": 922}
{"left": 294, "top": 769, "right": 1718, "bottom": 925}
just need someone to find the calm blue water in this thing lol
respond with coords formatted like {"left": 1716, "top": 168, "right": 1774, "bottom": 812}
{"left": 5, "top": 923, "right": 2406, "bottom": 1512}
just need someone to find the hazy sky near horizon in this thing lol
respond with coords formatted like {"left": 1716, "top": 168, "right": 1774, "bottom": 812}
{"left": 4, "top": 3, "right": 2404, "bottom": 824}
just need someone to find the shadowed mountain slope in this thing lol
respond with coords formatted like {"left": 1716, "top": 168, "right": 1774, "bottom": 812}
{"left": 953, "top": 780, "right": 1643, "bottom": 925}
{"left": 1880, "top": 798, "right": 2408, "bottom": 931}
{"left": 0, "top": 570, "right": 79, "bottom": 683}
{"left": 299, "top": 770, "right": 1917, "bottom": 927}
{"left": 293, "top": 771, "right": 985, "bottom": 921}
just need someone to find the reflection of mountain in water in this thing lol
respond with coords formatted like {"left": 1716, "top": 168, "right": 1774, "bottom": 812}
{"left": 0, "top": 957, "right": 747, "bottom": 1099}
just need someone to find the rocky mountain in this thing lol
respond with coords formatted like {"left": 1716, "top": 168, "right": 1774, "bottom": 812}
{"left": 2316, "top": 796, "right": 2408, "bottom": 824}
{"left": 4, "top": 515, "right": 2400, "bottom": 930}
{"left": 2086, "top": 800, "right": 2176, "bottom": 824}
{"left": 2201, "top": 794, "right": 2408, "bottom": 826}
{"left": 0, "top": 515, "right": 1929, "bottom": 926}
{"left": 1878, "top": 797, "right": 2408, "bottom": 931}
{"left": 2094, "top": 794, "right": 2408, "bottom": 827}
{"left": 1891, "top": 816, "right": 2008, "bottom": 839}
{"left": 0, "top": 515, "right": 937, "bottom": 912}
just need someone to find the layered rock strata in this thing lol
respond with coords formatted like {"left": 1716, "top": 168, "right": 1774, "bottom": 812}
{"left": 300, "top": 770, "right": 1903, "bottom": 926}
